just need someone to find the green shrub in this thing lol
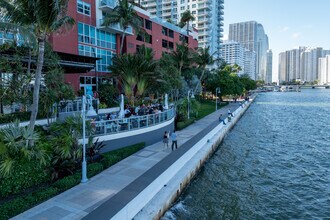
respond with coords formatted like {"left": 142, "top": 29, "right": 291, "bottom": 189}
{"left": 87, "top": 163, "right": 104, "bottom": 177}
{"left": 0, "top": 160, "right": 50, "bottom": 198}
{"left": 100, "top": 154, "right": 122, "bottom": 168}
{"left": 0, "top": 187, "right": 58, "bottom": 220}
{"left": 52, "top": 173, "right": 81, "bottom": 192}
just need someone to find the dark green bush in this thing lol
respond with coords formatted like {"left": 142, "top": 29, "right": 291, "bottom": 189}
{"left": 0, "top": 160, "right": 50, "bottom": 198}
{"left": 87, "top": 163, "right": 104, "bottom": 177}
{"left": 0, "top": 142, "right": 146, "bottom": 219}
{"left": 100, "top": 154, "right": 122, "bottom": 168}
{"left": 52, "top": 173, "right": 81, "bottom": 192}
{"left": 0, "top": 187, "right": 58, "bottom": 220}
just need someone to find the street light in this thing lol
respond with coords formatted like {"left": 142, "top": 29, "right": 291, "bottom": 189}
{"left": 187, "top": 89, "right": 194, "bottom": 119}
{"left": 215, "top": 87, "right": 221, "bottom": 111}
{"left": 81, "top": 95, "right": 97, "bottom": 183}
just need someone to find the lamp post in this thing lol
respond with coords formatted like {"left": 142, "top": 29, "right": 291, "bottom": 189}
{"left": 81, "top": 95, "right": 88, "bottom": 183}
{"left": 81, "top": 95, "right": 97, "bottom": 183}
{"left": 215, "top": 87, "right": 221, "bottom": 111}
{"left": 187, "top": 89, "right": 194, "bottom": 119}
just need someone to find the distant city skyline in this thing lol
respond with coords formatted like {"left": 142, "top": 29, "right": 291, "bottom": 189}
{"left": 223, "top": 0, "right": 330, "bottom": 82}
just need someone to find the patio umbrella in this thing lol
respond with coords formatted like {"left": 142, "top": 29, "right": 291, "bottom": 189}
{"left": 118, "top": 94, "right": 125, "bottom": 119}
{"left": 164, "top": 93, "right": 169, "bottom": 109}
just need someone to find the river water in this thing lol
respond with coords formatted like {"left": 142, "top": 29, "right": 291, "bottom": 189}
{"left": 163, "top": 89, "right": 330, "bottom": 219}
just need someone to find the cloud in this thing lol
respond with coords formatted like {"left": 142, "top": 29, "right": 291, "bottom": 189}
{"left": 280, "top": 26, "right": 290, "bottom": 32}
{"left": 292, "top": 33, "right": 301, "bottom": 39}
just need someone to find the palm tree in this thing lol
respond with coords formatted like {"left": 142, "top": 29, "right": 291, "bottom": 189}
{"left": 170, "top": 42, "right": 196, "bottom": 76}
{"left": 179, "top": 10, "right": 195, "bottom": 35}
{"left": 109, "top": 49, "right": 158, "bottom": 105}
{"left": 102, "top": 0, "right": 141, "bottom": 54}
{"left": 0, "top": 0, "right": 75, "bottom": 140}
{"left": 194, "top": 46, "right": 216, "bottom": 93}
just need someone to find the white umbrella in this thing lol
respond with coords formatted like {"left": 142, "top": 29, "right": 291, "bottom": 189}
{"left": 164, "top": 93, "right": 169, "bottom": 109}
{"left": 119, "top": 94, "right": 125, "bottom": 119}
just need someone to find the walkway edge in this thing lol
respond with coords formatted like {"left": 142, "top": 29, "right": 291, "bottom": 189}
{"left": 117, "top": 96, "right": 256, "bottom": 219}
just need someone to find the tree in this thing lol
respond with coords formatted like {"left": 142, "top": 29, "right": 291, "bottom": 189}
{"left": 169, "top": 42, "right": 196, "bottom": 77}
{"left": 0, "top": 0, "right": 75, "bottom": 142}
{"left": 102, "top": 0, "right": 141, "bottom": 54}
{"left": 108, "top": 48, "right": 158, "bottom": 106}
{"left": 194, "top": 46, "right": 216, "bottom": 93}
{"left": 179, "top": 10, "right": 195, "bottom": 35}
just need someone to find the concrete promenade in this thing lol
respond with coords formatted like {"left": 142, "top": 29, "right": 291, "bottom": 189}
{"left": 12, "top": 100, "right": 251, "bottom": 220}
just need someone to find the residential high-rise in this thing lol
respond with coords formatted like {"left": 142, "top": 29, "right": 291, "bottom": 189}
{"left": 318, "top": 55, "right": 330, "bottom": 85}
{"left": 244, "top": 49, "right": 256, "bottom": 80}
{"left": 266, "top": 49, "right": 273, "bottom": 84}
{"left": 221, "top": 41, "right": 245, "bottom": 75}
{"left": 228, "top": 21, "right": 270, "bottom": 81}
{"left": 136, "top": 0, "right": 224, "bottom": 59}
{"left": 278, "top": 47, "right": 329, "bottom": 84}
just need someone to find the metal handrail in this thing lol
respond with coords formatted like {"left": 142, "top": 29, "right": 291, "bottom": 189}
{"left": 92, "top": 108, "right": 175, "bottom": 136}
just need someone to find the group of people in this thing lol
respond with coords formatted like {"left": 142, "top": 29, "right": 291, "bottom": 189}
{"left": 218, "top": 109, "right": 234, "bottom": 125}
{"left": 123, "top": 103, "right": 165, "bottom": 118}
{"left": 163, "top": 130, "right": 177, "bottom": 151}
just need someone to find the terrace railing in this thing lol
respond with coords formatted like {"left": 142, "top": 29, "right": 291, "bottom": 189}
{"left": 92, "top": 108, "right": 175, "bottom": 136}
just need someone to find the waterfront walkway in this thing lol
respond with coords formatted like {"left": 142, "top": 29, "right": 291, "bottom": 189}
{"left": 13, "top": 102, "right": 244, "bottom": 220}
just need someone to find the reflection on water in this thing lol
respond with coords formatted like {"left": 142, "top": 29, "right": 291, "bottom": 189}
{"left": 162, "top": 89, "right": 330, "bottom": 219}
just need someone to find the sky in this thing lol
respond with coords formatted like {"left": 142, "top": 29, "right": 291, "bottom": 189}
{"left": 223, "top": 0, "right": 330, "bottom": 82}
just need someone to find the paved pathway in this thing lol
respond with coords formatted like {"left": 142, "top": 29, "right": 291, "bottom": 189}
{"left": 13, "top": 102, "right": 243, "bottom": 220}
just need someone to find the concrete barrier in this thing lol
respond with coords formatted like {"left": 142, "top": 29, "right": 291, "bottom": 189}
{"left": 123, "top": 97, "right": 256, "bottom": 219}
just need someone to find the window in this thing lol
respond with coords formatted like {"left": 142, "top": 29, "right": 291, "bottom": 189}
{"left": 180, "top": 6, "right": 185, "bottom": 10}
{"left": 168, "top": 29, "right": 174, "bottom": 38}
{"left": 77, "top": 0, "right": 90, "bottom": 16}
{"left": 136, "top": 34, "right": 144, "bottom": 42}
{"left": 162, "top": 27, "right": 168, "bottom": 36}
{"left": 162, "top": 39, "right": 168, "bottom": 48}
{"left": 145, "top": 34, "right": 152, "bottom": 44}
{"left": 192, "top": 4, "right": 196, "bottom": 8}
{"left": 145, "top": 19, "right": 152, "bottom": 30}
{"left": 168, "top": 41, "right": 174, "bottom": 49}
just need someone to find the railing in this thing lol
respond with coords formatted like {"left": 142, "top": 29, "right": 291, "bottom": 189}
{"left": 92, "top": 108, "right": 175, "bottom": 136}
{"left": 58, "top": 98, "right": 99, "bottom": 113}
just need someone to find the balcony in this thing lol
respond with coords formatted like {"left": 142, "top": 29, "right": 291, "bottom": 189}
{"left": 98, "top": 19, "right": 133, "bottom": 35}
{"left": 99, "top": 0, "right": 116, "bottom": 11}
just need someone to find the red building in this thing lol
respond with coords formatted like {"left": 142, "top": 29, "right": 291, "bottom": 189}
{"left": 49, "top": 0, "right": 198, "bottom": 93}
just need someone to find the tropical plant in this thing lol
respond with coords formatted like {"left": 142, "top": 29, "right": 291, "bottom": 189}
{"left": 108, "top": 48, "right": 158, "bottom": 105}
{"left": 0, "top": 0, "right": 75, "bottom": 141}
{"left": 194, "top": 46, "right": 216, "bottom": 93}
{"left": 0, "top": 120, "right": 48, "bottom": 177}
{"left": 48, "top": 116, "right": 86, "bottom": 180}
{"left": 179, "top": 10, "right": 195, "bottom": 35}
{"left": 87, "top": 137, "right": 105, "bottom": 162}
{"left": 169, "top": 42, "right": 197, "bottom": 77}
{"left": 102, "top": 0, "right": 141, "bottom": 54}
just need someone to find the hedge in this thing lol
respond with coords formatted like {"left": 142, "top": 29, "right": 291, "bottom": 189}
{"left": 0, "top": 160, "right": 50, "bottom": 198}
{"left": 0, "top": 111, "right": 47, "bottom": 124}
{"left": 0, "top": 142, "right": 146, "bottom": 220}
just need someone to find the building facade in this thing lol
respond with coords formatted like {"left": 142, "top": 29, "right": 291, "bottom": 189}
{"left": 48, "top": 0, "right": 197, "bottom": 93}
{"left": 221, "top": 41, "right": 244, "bottom": 75}
{"left": 136, "top": 0, "right": 224, "bottom": 60}
{"left": 318, "top": 55, "right": 330, "bottom": 85}
{"left": 266, "top": 49, "right": 273, "bottom": 84}
{"left": 228, "top": 21, "right": 270, "bottom": 81}
{"left": 278, "top": 47, "right": 329, "bottom": 84}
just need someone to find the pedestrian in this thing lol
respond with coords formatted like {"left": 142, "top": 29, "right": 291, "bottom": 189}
{"left": 163, "top": 131, "right": 169, "bottom": 148}
{"left": 228, "top": 109, "right": 234, "bottom": 117}
{"left": 171, "top": 130, "right": 178, "bottom": 151}
{"left": 219, "top": 114, "right": 226, "bottom": 125}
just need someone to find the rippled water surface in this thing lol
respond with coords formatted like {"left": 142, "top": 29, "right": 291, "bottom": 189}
{"left": 163, "top": 89, "right": 330, "bottom": 219}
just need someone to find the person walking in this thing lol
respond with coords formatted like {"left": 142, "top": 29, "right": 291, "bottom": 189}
{"left": 163, "top": 131, "right": 169, "bottom": 148}
{"left": 228, "top": 109, "right": 234, "bottom": 117}
{"left": 219, "top": 114, "right": 226, "bottom": 125}
{"left": 171, "top": 130, "right": 178, "bottom": 151}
